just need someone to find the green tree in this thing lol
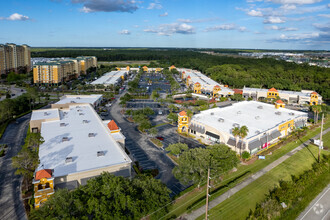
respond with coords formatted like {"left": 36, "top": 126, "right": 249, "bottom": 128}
{"left": 25, "top": 132, "right": 44, "bottom": 151}
{"left": 166, "top": 143, "right": 188, "bottom": 158}
{"left": 12, "top": 147, "right": 39, "bottom": 189}
{"left": 232, "top": 127, "right": 240, "bottom": 153}
{"left": 30, "top": 173, "right": 171, "bottom": 219}
{"left": 151, "top": 90, "right": 160, "bottom": 101}
{"left": 173, "top": 145, "right": 238, "bottom": 187}
{"left": 149, "top": 127, "right": 158, "bottom": 137}
{"left": 242, "top": 151, "right": 250, "bottom": 160}
{"left": 167, "top": 112, "right": 178, "bottom": 124}
{"left": 238, "top": 126, "right": 249, "bottom": 155}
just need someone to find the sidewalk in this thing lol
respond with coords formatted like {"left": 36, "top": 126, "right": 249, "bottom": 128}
{"left": 184, "top": 128, "right": 330, "bottom": 220}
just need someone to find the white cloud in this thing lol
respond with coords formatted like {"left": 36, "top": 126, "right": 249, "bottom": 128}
{"left": 204, "top": 24, "right": 236, "bottom": 32}
{"left": 267, "top": 0, "right": 322, "bottom": 5}
{"left": 263, "top": 16, "right": 285, "bottom": 23}
{"left": 159, "top": 12, "right": 168, "bottom": 17}
{"left": 72, "top": 0, "right": 139, "bottom": 13}
{"left": 0, "top": 13, "right": 30, "bottom": 21}
{"left": 247, "top": 9, "right": 263, "bottom": 16}
{"left": 144, "top": 23, "right": 195, "bottom": 36}
{"left": 313, "top": 22, "right": 330, "bottom": 32}
{"left": 239, "top": 26, "right": 248, "bottom": 32}
{"left": 318, "top": 14, "right": 330, "bottom": 18}
{"left": 280, "top": 4, "right": 296, "bottom": 10}
{"left": 177, "top": 17, "right": 219, "bottom": 23}
{"left": 118, "top": 29, "right": 131, "bottom": 35}
{"left": 147, "top": 2, "right": 163, "bottom": 10}
{"left": 265, "top": 25, "right": 298, "bottom": 31}
{"left": 279, "top": 32, "right": 319, "bottom": 40}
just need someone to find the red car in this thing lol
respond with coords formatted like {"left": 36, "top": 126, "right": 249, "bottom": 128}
{"left": 156, "top": 136, "right": 164, "bottom": 141}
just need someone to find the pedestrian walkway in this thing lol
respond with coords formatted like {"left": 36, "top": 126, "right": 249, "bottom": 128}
{"left": 184, "top": 128, "right": 330, "bottom": 220}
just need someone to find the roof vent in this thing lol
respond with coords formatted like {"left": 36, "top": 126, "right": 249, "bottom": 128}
{"left": 70, "top": 101, "right": 76, "bottom": 103}
{"left": 65, "top": 157, "right": 73, "bottom": 163}
{"left": 233, "top": 123, "right": 240, "bottom": 128}
{"left": 255, "top": 116, "right": 260, "bottom": 120}
{"left": 218, "top": 118, "right": 224, "bottom": 123}
{"left": 275, "top": 111, "right": 281, "bottom": 115}
{"left": 257, "top": 105, "right": 263, "bottom": 109}
{"left": 83, "top": 120, "right": 89, "bottom": 124}
{"left": 44, "top": 112, "right": 49, "bottom": 116}
{"left": 289, "top": 112, "right": 295, "bottom": 116}
{"left": 237, "top": 111, "right": 242, "bottom": 114}
{"left": 77, "top": 97, "right": 81, "bottom": 99}
{"left": 60, "top": 123, "right": 66, "bottom": 127}
{"left": 88, "top": 133, "right": 96, "bottom": 137}
{"left": 79, "top": 113, "right": 84, "bottom": 116}
{"left": 210, "top": 112, "right": 214, "bottom": 115}
{"left": 62, "top": 137, "right": 69, "bottom": 142}
{"left": 63, "top": 112, "right": 68, "bottom": 115}
{"left": 97, "top": 151, "right": 105, "bottom": 157}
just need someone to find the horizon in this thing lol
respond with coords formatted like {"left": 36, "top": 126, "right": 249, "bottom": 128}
{"left": 1, "top": 0, "right": 329, "bottom": 50}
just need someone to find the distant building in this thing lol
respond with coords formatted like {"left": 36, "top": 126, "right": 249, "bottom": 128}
{"left": 91, "top": 70, "right": 128, "bottom": 87}
{"left": 179, "top": 101, "right": 308, "bottom": 154}
{"left": 33, "top": 56, "right": 97, "bottom": 84}
{"left": 242, "top": 87, "right": 322, "bottom": 105}
{"left": 177, "top": 68, "right": 234, "bottom": 98}
{"left": 0, "top": 43, "right": 31, "bottom": 75}
{"left": 30, "top": 95, "right": 131, "bottom": 208}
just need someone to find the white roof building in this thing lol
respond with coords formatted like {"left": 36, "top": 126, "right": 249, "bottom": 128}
{"left": 55, "top": 94, "right": 102, "bottom": 106}
{"left": 30, "top": 95, "right": 131, "bottom": 189}
{"left": 177, "top": 68, "right": 234, "bottom": 96}
{"left": 91, "top": 70, "right": 128, "bottom": 86}
{"left": 189, "top": 101, "right": 308, "bottom": 154}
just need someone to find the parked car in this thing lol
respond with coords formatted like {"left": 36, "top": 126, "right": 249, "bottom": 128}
{"left": 156, "top": 136, "right": 164, "bottom": 141}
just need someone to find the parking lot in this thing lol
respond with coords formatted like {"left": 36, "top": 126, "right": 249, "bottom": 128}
{"left": 139, "top": 72, "right": 171, "bottom": 94}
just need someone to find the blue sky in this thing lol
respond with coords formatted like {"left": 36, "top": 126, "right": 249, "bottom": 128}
{"left": 0, "top": 0, "right": 329, "bottom": 49}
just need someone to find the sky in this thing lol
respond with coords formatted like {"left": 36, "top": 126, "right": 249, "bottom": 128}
{"left": 0, "top": 0, "right": 329, "bottom": 49}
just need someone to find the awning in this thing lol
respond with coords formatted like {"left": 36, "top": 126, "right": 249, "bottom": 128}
{"left": 295, "top": 121, "right": 304, "bottom": 128}
{"left": 248, "top": 139, "right": 262, "bottom": 150}
{"left": 206, "top": 131, "right": 220, "bottom": 139}
{"left": 260, "top": 134, "right": 272, "bottom": 145}
{"left": 270, "top": 130, "right": 281, "bottom": 139}
{"left": 227, "top": 138, "right": 242, "bottom": 148}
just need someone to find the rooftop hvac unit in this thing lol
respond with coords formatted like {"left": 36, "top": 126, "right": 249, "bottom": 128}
{"left": 257, "top": 106, "right": 263, "bottom": 109}
{"left": 44, "top": 112, "right": 49, "bottom": 116}
{"left": 83, "top": 120, "right": 89, "bottom": 124}
{"left": 79, "top": 113, "right": 84, "bottom": 116}
{"left": 60, "top": 123, "right": 66, "bottom": 127}
{"left": 62, "top": 137, "right": 69, "bottom": 142}
{"left": 97, "top": 151, "right": 105, "bottom": 157}
{"left": 237, "top": 111, "right": 242, "bottom": 114}
{"left": 289, "top": 112, "right": 295, "bottom": 116}
{"left": 77, "top": 97, "right": 81, "bottom": 99}
{"left": 88, "top": 133, "right": 95, "bottom": 137}
{"left": 210, "top": 112, "right": 214, "bottom": 115}
{"left": 71, "top": 101, "right": 76, "bottom": 103}
{"left": 65, "top": 157, "right": 73, "bottom": 163}
{"left": 255, "top": 116, "right": 260, "bottom": 120}
{"left": 255, "top": 131, "right": 261, "bottom": 134}
{"left": 233, "top": 123, "right": 240, "bottom": 128}
{"left": 218, "top": 118, "right": 224, "bottom": 123}
{"left": 275, "top": 111, "right": 281, "bottom": 115}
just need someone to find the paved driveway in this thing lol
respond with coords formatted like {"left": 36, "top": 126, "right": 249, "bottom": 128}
{"left": 0, "top": 113, "right": 31, "bottom": 220}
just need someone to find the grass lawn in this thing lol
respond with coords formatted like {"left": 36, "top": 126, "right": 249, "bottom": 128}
{"left": 154, "top": 119, "right": 330, "bottom": 220}
{"left": 201, "top": 135, "right": 330, "bottom": 220}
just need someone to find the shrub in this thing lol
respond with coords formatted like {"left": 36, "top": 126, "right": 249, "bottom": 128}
{"left": 242, "top": 151, "right": 250, "bottom": 160}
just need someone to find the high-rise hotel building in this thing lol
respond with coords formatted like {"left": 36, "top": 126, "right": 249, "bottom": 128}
{"left": 33, "top": 56, "right": 97, "bottom": 84}
{"left": 0, "top": 43, "right": 31, "bottom": 75}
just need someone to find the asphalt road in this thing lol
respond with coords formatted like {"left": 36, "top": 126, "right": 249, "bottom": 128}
{"left": 0, "top": 85, "right": 26, "bottom": 101}
{"left": 298, "top": 184, "right": 330, "bottom": 220}
{"left": 109, "top": 92, "right": 188, "bottom": 196}
{"left": 0, "top": 113, "right": 31, "bottom": 220}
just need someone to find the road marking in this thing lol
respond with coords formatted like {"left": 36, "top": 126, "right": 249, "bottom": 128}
{"left": 299, "top": 187, "right": 330, "bottom": 220}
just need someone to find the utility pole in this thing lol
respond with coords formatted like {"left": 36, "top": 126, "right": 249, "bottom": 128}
{"left": 318, "top": 113, "right": 324, "bottom": 163}
{"left": 205, "top": 167, "right": 210, "bottom": 220}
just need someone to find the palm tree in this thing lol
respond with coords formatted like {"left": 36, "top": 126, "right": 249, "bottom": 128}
{"left": 311, "top": 105, "right": 317, "bottom": 124}
{"left": 315, "top": 105, "right": 322, "bottom": 124}
{"left": 239, "top": 126, "right": 249, "bottom": 155}
{"left": 232, "top": 127, "right": 240, "bottom": 153}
